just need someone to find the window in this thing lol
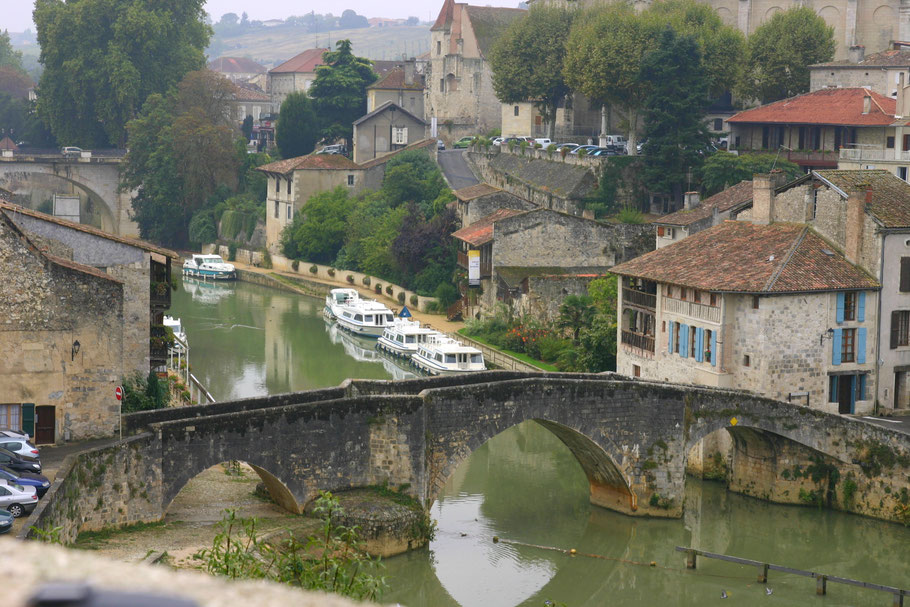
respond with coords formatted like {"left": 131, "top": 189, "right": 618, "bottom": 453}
{"left": 713, "top": 118, "right": 723, "bottom": 131}
{"left": 347, "top": 174, "right": 355, "bottom": 186}
{"left": 902, "top": 257, "right": 910, "bottom": 292}
{"left": 680, "top": 288, "right": 687, "bottom": 301}
{"left": 689, "top": 326, "right": 696, "bottom": 356}
{"left": 693, "top": 290, "right": 702, "bottom": 304}
{"left": 0, "top": 405, "right": 20, "bottom": 431}
{"left": 286, "top": 204, "right": 292, "bottom": 220}
{"left": 900, "top": 167, "right": 908, "bottom": 182}
{"left": 811, "top": 187, "right": 819, "bottom": 219}
{"left": 393, "top": 127, "right": 408, "bottom": 145}
{"left": 275, "top": 177, "right": 281, "bottom": 194}
{"left": 704, "top": 329, "right": 712, "bottom": 363}
{"left": 287, "top": 178, "right": 291, "bottom": 195}
{"left": 440, "top": 78, "right": 445, "bottom": 93}
{"left": 673, "top": 323, "right": 680, "bottom": 353}
{"left": 892, "top": 310, "right": 910, "bottom": 348}
{"left": 710, "top": 293, "right": 718, "bottom": 307}
{"left": 743, "top": 354, "right": 751, "bottom": 367}
{"left": 514, "top": 105, "right": 520, "bottom": 116}
{"left": 888, "top": 136, "right": 896, "bottom": 149}
{"left": 662, "top": 321, "right": 666, "bottom": 333}
{"left": 633, "top": 364, "right": 641, "bottom": 377}
{"left": 752, "top": 296, "right": 760, "bottom": 309}
{"left": 437, "top": 40, "right": 441, "bottom": 55}
{"left": 842, "top": 328, "right": 856, "bottom": 363}
{"left": 274, "top": 201, "right": 279, "bottom": 219}
{"left": 843, "top": 292, "right": 857, "bottom": 321}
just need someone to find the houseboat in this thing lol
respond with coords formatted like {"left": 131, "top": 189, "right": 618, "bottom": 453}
{"left": 163, "top": 316, "right": 187, "bottom": 353}
{"left": 182, "top": 254, "right": 236, "bottom": 280}
{"left": 411, "top": 335, "right": 486, "bottom": 375}
{"left": 325, "top": 288, "right": 395, "bottom": 337}
{"left": 377, "top": 318, "right": 440, "bottom": 357}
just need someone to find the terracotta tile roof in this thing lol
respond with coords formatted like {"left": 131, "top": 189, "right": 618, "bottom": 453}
{"left": 727, "top": 88, "right": 896, "bottom": 127}
{"left": 231, "top": 83, "right": 270, "bottom": 102}
{"left": 0, "top": 137, "right": 18, "bottom": 151}
{"left": 358, "top": 138, "right": 437, "bottom": 169}
{"left": 208, "top": 57, "right": 267, "bottom": 74}
{"left": 0, "top": 202, "right": 178, "bottom": 259}
{"left": 432, "top": 0, "right": 459, "bottom": 30}
{"left": 455, "top": 183, "right": 500, "bottom": 201}
{"left": 812, "top": 48, "right": 910, "bottom": 68}
{"left": 256, "top": 154, "right": 360, "bottom": 175}
{"left": 814, "top": 169, "right": 910, "bottom": 228}
{"left": 270, "top": 48, "right": 328, "bottom": 74}
{"left": 611, "top": 221, "right": 879, "bottom": 293}
{"left": 371, "top": 60, "right": 408, "bottom": 76}
{"left": 368, "top": 67, "right": 425, "bottom": 91}
{"left": 653, "top": 181, "right": 754, "bottom": 227}
{"left": 451, "top": 208, "right": 527, "bottom": 246}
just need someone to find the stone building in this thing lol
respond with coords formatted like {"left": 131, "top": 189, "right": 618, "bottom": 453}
{"left": 453, "top": 183, "right": 538, "bottom": 226}
{"left": 267, "top": 48, "right": 328, "bottom": 108}
{"left": 453, "top": 205, "right": 652, "bottom": 321}
{"left": 612, "top": 199, "right": 880, "bottom": 415}
{"left": 810, "top": 43, "right": 910, "bottom": 95}
{"left": 208, "top": 56, "right": 268, "bottom": 84}
{"left": 652, "top": 181, "right": 754, "bottom": 249}
{"left": 427, "top": 0, "right": 526, "bottom": 141}
{"left": 229, "top": 83, "right": 275, "bottom": 123}
{"left": 352, "top": 102, "right": 427, "bottom": 164}
{"left": 529, "top": 0, "right": 910, "bottom": 61}
{"left": 0, "top": 201, "right": 172, "bottom": 443}
{"left": 366, "top": 64, "right": 425, "bottom": 117}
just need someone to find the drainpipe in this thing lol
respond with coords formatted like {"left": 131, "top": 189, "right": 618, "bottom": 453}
{"left": 875, "top": 232, "right": 886, "bottom": 413}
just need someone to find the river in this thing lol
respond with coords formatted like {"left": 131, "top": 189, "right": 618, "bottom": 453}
{"left": 170, "top": 278, "right": 910, "bottom": 606}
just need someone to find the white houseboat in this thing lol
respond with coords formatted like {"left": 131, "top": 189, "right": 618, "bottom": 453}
{"left": 324, "top": 288, "right": 395, "bottom": 337}
{"left": 163, "top": 316, "right": 187, "bottom": 353}
{"left": 377, "top": 318, "right": 440, "bottom": 357}
{"left": 182, "top": 254, "right": 236, "bottom": 280}
{"left": 411, "top": 335, "right": 486, "bottom": 375}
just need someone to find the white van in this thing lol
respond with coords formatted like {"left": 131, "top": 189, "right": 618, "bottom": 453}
{"left": 533, "top": 138, "right": 552, "bottom": 147}
{"left": 602, "top": 135, "right": 627, "bottom": 153}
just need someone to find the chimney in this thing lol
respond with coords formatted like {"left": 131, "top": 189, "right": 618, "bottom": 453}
{"left": 845, "top": 188, "right": 869, "bottom": 264}
{"left": 404, "top": 59, "right": 415, "bottom": 86}
{"left": 898, "top": 72, "right": 906, "bottom": 116}
{"left": 751, "top": 173, "right": 775, "bottom": 225}
{"left": 684, "top": 191, "right": 700, "bottom": 210}
{"left": 863, "top": 94, "right": 872, "bottom": 114}
{"left": 848, "top": 45, "right": 865, "bottom": 63}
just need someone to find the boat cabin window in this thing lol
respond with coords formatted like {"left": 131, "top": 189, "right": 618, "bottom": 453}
{"left": 354, "top": 314, "right": 363, "bottom": 322}
{"left": 365, "top": 315, "right": 373, "bottom": 322}
{"left": 471, "top": 354, "right": 483, "bottom": 363}
{"left": 385, "top": 314, "right": 394, "bottom": 322}
{"left": 446, "top": 354, "right": 456, "bottom": 363}
{"left": 406, "top": 336, "right": 415, "bottom": 343}
{"left": 435, "top": 353, "right": 443, "bottom": 362}
{"left": 343, "top": 312, "right": 352, "bottom": 318}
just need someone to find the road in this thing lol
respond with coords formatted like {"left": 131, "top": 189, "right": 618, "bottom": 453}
{"left": 437, "top": 149, "right": 479, "bottom": 190}
{"left": 860, "top": 415, "right": 910, "bottom": 434}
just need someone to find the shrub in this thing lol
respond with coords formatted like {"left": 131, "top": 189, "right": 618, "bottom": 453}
{"left": 346, "top": 275, "right": 354, "bottom": 283}
{"left": 291, "top": 260, "right": 299, "bottom": 271}
{"left": 397, "top": 292, "right": 406, "bottom": 304}
{"left": 227, "top": 243, "right": 237, "bottom": 261}
{"left": 386, "top": 286, "right": 393, "bottom": 295}
{"left": 617, "top": 207, "right": 646, "bottom": 224}
{"left": 410, "top": 294, "right": 419, "bottom": 306}
{"left": 309, "top": 264, "right": 318, "bottom": 274}
{"left": 375, "top": 283, "right": 382, "bottom": 294}
{"left": 538, "top": 336, "right": 572, "bottom": 362}
{"left": 328, "top": 268, "right": 335, "bottom": 277}
{"left": 362, "top": 276, "right": 371, "bottom": 286}
{"left": 577, "top": 148, "right": 588, "bottom": 157}
{"left": 560, "top": 147, "right": 568, "bottom": 159}
{"left": 260, "top": 248, "right": 272, "bottom": 269}
{"left": 434, "top": 282, "right": 458, "bottom": 308}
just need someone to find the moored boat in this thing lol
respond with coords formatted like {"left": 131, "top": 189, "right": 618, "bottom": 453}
{"left": 325, "top": 288, "right": 394, "bottom": 337}
{"left": 163, "top": 315, "right": 187, "bottom": 353}
{"left": 411, "top": 335, "right": 486, "bottom": 375}
{"left": 377, "top": 318, "right": 440, "bottom": 357}
{"left": 182, "top": 254, "right": 235, "bottom": 280}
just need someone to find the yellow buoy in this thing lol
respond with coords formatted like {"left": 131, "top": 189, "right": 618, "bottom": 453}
{"left": 569, "top": 548, "right": 577, "bottom": 555}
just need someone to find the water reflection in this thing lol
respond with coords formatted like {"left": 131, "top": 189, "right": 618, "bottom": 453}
{"left": 383, "top": 421, "right": 910, "bottom": 607}
{"left": 169, "top": 278, "right": 415, "bottom": 400}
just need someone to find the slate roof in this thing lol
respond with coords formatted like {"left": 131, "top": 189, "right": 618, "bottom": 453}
{"left": 451, "top": 208, "right": 527, "bottom": 246}
{"left": 814, "top": 169, "right": 910, "bottom": 228}
{"left": 464, "top": 6, "right": 527, "bottom": 58}
{"left": 368, "top": 67, "right": 425, "bottom": 91}
{"left": 454, "top": 183, "right": 500, "bottom": 201}
{"left": 270, "top": 48, "right": 328, "bottom": 74}
{"left": 653, "top": 181, "right": 754, "bottom": 227}
{"left": 209, "top": 57, "right": 267, "bottom": 74}
{"left": 256, "top": 154, "right": 360, "bottom": 175}
{"left": 811, "top": 48, "right": 910, "bottom": 68}
{"left": 610, "top": 221, "right": 879, "bottom": 293}
{"left": 0, "top": 201, "right": 178, "bottom": 260}
{"left": 352, "top": 101, "right": 427, "bottom": 127}
{"left": 727, "top": 88, "right": 896, "bottom": 126}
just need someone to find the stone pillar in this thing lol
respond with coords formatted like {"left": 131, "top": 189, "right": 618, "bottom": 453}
{"left": 751, "top": 173, "right": 774, "bottom": 225}
{"left": 845, "top": 0, "right": 858, "bottom": 49}
{"left": 901, "top": 0, "right": 910, "bottom": 43}
{"left": 738, "top": 0, "right": 751, "bottom": 35}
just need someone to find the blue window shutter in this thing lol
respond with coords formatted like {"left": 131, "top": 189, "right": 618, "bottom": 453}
{"left": 711, "top": 330, "right": 717, "bottom": 367}
{"left": 829, "top": 376, "right": 838, "bottom": 402}
{"left": 858, "top": 292, "right": 865, "bottom": 322}
{"left": 681, "top": 324, "right": 689, "bottom": 357}
{"left": 698, "top": 328, "right": 705, "bottom": 362}
{"left": 858, "top": 374, "right": 866, "bottom": 401}
{"left": 836, "top": 292, "right": 845, "bottom": 324}
{"left": 668, "top": 321, "right": 674, "bottom": 353}
{"left": 857, "top": 327, "right": 867, "bottom": 364}
{"left": 832, "top": 329, "right": 842, "bottom": 365}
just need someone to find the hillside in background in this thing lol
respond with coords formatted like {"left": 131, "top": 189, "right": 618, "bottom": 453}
{"left": 208, "top": 25, "right": 431, "bottom": 66}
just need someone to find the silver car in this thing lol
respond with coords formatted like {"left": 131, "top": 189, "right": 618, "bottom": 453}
{"left": 0, "top": 440, "right": 39, "bottom": 460}
{"left": 0, "top": 481, "right": 38, "bottom": 517}
{"left": 0, "top": 429, "right": 29, "bottom": 441}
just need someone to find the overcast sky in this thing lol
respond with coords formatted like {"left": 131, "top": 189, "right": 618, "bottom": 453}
{"left": 4, "top": 0, "right": 523, "bottom": 32}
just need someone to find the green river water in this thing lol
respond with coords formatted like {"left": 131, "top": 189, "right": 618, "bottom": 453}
{"left": 171, "top": 279, "right": 910, "bottom": 607}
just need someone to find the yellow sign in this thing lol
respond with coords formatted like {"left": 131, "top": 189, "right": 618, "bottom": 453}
{"left": 730, "top": 417, "right": 738, "bottom": 426}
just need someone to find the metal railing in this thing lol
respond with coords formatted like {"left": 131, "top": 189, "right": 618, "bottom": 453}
{"left": 623, "top": 288, "right": 656, "bottom": 309}
{"left": 663, "top": 297, "right": 722, "bottom": 323}
{"left": 621, "top": 330, "right": 655, "bottom": 353}
{"left": 839, "top": 146, "right": 910, "bottom": 162}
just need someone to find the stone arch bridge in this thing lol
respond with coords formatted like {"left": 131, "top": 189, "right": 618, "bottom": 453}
{"left": 0, "top": 152, "right": 136, "bottom": 236}
{"left": 25, "top": 372, "right": 910, "bottom": 541}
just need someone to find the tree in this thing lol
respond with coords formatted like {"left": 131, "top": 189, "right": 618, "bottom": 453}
{"left": 34, "top": 0, "right": 211, "bottom": 147}
{"left": 0, "top": 67, "right": 33, "bottom": 99}
{"left": 558, "top": 295, "right": 595, "bottom": 342}
{"left": 0, "top": 31, "right": 24, "bottom": 72}
{"left": 701, "top": 152, "right": 803, "bottom": 196}
{"left": 280, "top": 187, "right": 353, "bottom": 263}
{"left": 276, "top": 92, "right": 319, "bottom": 159}
{"left": 309, "top": 40, "right": 377, "bottom": 150}
{"left": 490, "top": 5, "right": 575, "bottom": 139}
{"left": 739, "top": 6, "right": 835, "bottom": 103}
{"left": 339, "top": 10, "right": 369, "bottom": 29}
{"left": 640, "top": 28, "right": 713, "bottom": 200}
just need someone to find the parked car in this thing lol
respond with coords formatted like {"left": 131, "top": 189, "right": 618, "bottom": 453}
{"left": 491, "top": 137, "right": 504, "bottom": 147}
{"left": 533, "top": 138, "right": 552, "bottom": 147}
{"left": 452, "top": 136, "right": 475, "bottom": 149}
{"left": 317, "top": 144, "right": 347, "bottom": 155}
{"left": 0, "top": 466, "right": 50, "bottom": 498}
{"left": 570, "top": 145, "right": 600, "bottom": 155}
{"left": 0, "top": 440, "right": 38, "bottom": 460}
{"left": 0, "top": 429, "right": 29, "bottom": 441}
{"left": 61, "top": 146, "right": 82, "bottom": 157}
{"left": 602, "top": 135, "right": 628, "bottom": 152}
{"left": 0, "top": 448, "right": 40, "bottom": 474}
{"left": 590, "top": 147, "right": 620, "bottom": 157}
{"left": 0, "top": 510, "right": 12, "bottom": 534}
{"left": 437, "top": 139, "right": 445, "bottom": 150}
{"left": 555, "top": 143, "right": 579, "bottom": 152}
{"left": 0, "top": 481, "right": 38, "bottom": 517}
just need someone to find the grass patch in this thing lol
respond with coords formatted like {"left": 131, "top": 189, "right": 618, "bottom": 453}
{"left": 457, "top": 329, "right": 559, "bottom": 372}
{"left": 75, "top": 520, "right": 176, "bottom": 549}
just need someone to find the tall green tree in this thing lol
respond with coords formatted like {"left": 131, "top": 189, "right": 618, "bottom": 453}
{"left": 0, "top": 31, "right": 24, "bottom": 72}
{"left": 700, "top": 152, "right": 802, "bottom": 196}
{"left": 489, "top": 5, "right": 576, "bottom": 139}
{"left": 308, "top": 40, "right": 377, "bottom": 150}
{"left": 558, "top": 295, "right": 595, "bottom": 342}
{"left": 640, "top": 27, "right": 712, "bottom": 200}
{"left": 276, "top": 91, "right": 319, "bottom": 159}
{"left": 34, "top": 0, "right": 211, "bottom": 147}
{"left": 280, "top": 187, "right": 353, "bottom": 263}
{"left": 739, "top": 6, "right": 835, "bottom": 103}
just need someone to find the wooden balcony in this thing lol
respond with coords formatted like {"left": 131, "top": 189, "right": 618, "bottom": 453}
{"left": 623, "top": 288, "right": 656, "bottom": 309}
{"left": 663, "top": 297, "right": 722, "bottom": 323}
{"left": 457, "top": 250, "right": 492, "bottom": 277}
{"left": 621, "top": 330, "right": 655, "bottom": 354}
